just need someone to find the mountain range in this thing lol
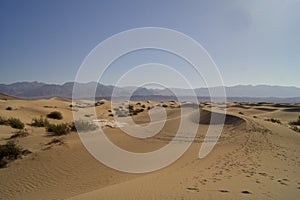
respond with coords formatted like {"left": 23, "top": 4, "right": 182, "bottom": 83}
{"left": 0, "top": 81, "right": 300, "bottom": 103}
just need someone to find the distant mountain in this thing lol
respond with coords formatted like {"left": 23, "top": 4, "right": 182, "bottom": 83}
{"left": 0, "top": 82, "right": 300, "bottom": 102}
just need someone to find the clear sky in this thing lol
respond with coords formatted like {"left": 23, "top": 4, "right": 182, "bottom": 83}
{"left": 0, "top": 0, "right": 299, "bottom": 88}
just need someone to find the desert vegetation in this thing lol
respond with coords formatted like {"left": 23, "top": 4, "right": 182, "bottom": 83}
{"left": 5, "top": 106, "right": 12, "bottom": 110}
{"left": 47, "top": 111, "right": 63, "bottom": 120}
{"left": 46, "top": 123, "right": 70, "bottom": 136}
{"left": 265, "top": 118, "right": 281, "bottom": 124}
{"left": 0, "top": 141, "right": 23, "bottom": 168}
{"left": 10, "top": 129, "right": 29, "bottom": 139}
{"left": 31, "top": 116, "right": 50, "bottom": 127}
{"left": 0, "top": 117, "right": 25, "bottom": 129}
{"left": 289, "top": 115, "right": 300, "bottom": 126}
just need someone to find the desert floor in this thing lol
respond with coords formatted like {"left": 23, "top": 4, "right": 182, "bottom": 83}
{"left": 0, "top": 95, "right": 300, "bottom": 199}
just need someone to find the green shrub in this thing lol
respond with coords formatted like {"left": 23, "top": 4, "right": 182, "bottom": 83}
{"left": 31, "top": 116, "right": 50, "bottom": 127}
{"left": 70, "top": 120, "right": 98, "bottom": 132}
{"left": 0, "top": 140, "right": 22, "bottom": 160}
{"left": 46, "top": 123, "right": 70, "bottom": 136}
{"left": 289, "top": 115, "right": 300, "bottom": 126}
{"left": 7, "top": 118, "right": 25, "bottom": 129}
{"left": 5, "top": 107, "right": 12, "bottom": 110}
{"left": 47, "top": 111, "right": 63, "bottom": 120}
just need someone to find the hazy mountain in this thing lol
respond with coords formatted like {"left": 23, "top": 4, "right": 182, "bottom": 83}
{"left": 0, "top": 82, "right": 300, "bottom": 102}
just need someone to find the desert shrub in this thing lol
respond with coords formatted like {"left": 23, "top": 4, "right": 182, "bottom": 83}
{"left": 0, "top": 140, "right": 22, "bottom": 160}
{"left": 47, "top": 111, "right": 63, "bottom": 120}
{"left": 31, "top": 116, "right": 49, "bottom": 127}
{"left": 128, "top": 105, "right": 134, "bottom": 111}
{"left": 265, "top": 118, "right": 281, "bottom": 124}
{"left": 0, "top": 117, "right": 8, "bottom": 125}
{"left": 70, "top": 120, "right": 98, "bottom": 132}
{"left": 5, "top": 107, "right": 12, "bottom": 110}
{"left": 238, "top": 112, "right": 244, "bottom": 115}
{"left": 289, "top": 115, "right": 300, "bottom": 126}
{"left": 46, "top": 123, "right": 70, "bottom": 136}
{"left": 141, "top": 105, "right": 146, "bottom": 108}
{"left": 108, "top": 114, "right": 114, "bottom": 117}
{"left": 47, "top": 138, "right": 65, "bottom": 145}
{"left": 10, "top": 129, "right": 29, "bottom": 139}
{"left": 290, "top": 125, "right": 300, "bottom": 133}
{"left": 7, "top": 118, "right": 25, "bottom": 129}
{"left": 253, "top": 116, "right": 257, "bottom": 118}
{"left": 162, "top": 104, "right": 168, "bottom": 108}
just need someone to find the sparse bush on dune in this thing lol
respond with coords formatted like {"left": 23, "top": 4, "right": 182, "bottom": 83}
{"left": 70, "top": 120, "right": 98, "bottom": 132}
{"left": 46, "top": 123, "right": 70, "bottom": 136}
{"left": 10, "top": 129, "right": 29, "bottom": 139}
{"left": 265, "top": 118, "right": 281, "bottom": 124}
{"left": 31, "top": 116, "right": 50, "bottom": 127}
{"left": 0, "top": 116, "right": 7, "bottom": 125}
{"left": 47, "top": 111, "right": 63, "bottom": 120}
{"left": 0, "top": 141, "right": 22, "bottom": 168}
{"left": 289, "top": 115, "right": 300, "bottom": 126}
{"left": 290, "top": 125, "right": 300, "bottom": 133}
{"left": 47, "top": 138, "right": 65, "bottom": 145}
{"left": 5, "top": 107, "right": 12, "bottom": 110}
{"left": 0, "top": 141, "right": 31, "bottom": 168}
{"left": 7, "top": 117, "right": 25, "bottom": 129}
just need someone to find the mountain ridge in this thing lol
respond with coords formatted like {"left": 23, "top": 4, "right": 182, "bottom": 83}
{"left": 0, "top": 82, "right": 300, "bottom": 102}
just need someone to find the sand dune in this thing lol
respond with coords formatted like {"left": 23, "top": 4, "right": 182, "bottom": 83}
{"left": 0, "top": 98, "right": 299, "bottom": 199}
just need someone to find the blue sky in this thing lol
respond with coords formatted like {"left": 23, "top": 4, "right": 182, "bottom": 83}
{"left": 0, "top": 0, "right": 299, "bottom": 88}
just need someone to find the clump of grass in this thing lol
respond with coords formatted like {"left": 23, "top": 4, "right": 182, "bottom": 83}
{"left": 289, "top": 115, "right": 300, "bottom": 126}
{"left": 0, "top": 117, "right": 25, "bottom": 129}
{"left": 70, "top": 120, "right": 98, "bottom": 132}
{"left": 31, "top": 116, "right": 50, "bottom": 127}
{"left": 46, "top": 123, "right": 70, "bottom": 136}
{"left": 0, "top": 141, "right": 22, "bottom": 168}
{"left": 5, "top": 107, "right": 12, "bottom": 110}
{"left": 10, "top": 129, "right": 29, "bottom": 139}
{"left": 47, "top": 111, "right": 63, "bottom": 120}
{"left": 265, "top": 118, "right": 281, "bottom": 124}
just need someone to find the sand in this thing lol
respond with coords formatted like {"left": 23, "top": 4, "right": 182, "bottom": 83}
{"left": 0, "top": 98, "right": 299, "bottom": 199}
